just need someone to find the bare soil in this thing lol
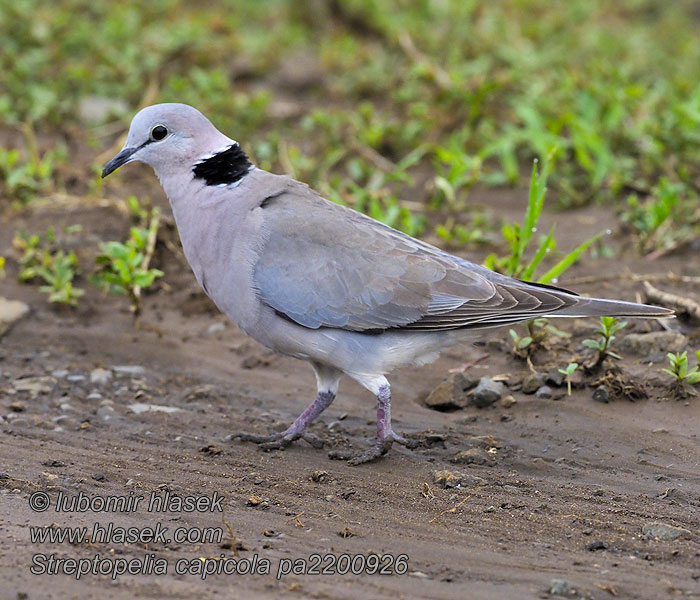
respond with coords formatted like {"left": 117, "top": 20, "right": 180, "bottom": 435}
{"left": 1, "top": 173, "right": 699, "bottom": 599}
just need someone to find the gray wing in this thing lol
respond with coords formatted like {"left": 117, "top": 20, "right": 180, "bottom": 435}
{"left": 253, "top": 183, "right": 577, "bottom": 332}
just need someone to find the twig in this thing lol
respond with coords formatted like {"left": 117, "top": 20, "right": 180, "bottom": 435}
{"left": 133, "top": 207, "right": 161, "bottom": 317}
{"left": 397, "top": 31, "right": 452, "bottom": 91}
{"left": 643, "top": 281, "right": 700, "bottom": 321}
{"left": 429, "top": 494, "right": 471, "bottom": 524}
{"left": 448, "top": 353, "right": 489, "bottom": 373}
{"left": 560, "top": 272, "right": 700, "bottom": 287}
{"left": 347, "top": 137, "right": 396, "bottom": 172}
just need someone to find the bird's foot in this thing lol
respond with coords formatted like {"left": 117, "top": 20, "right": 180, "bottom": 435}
{"left": 329, "top": 430, "right": 419, "bottom": 465}
{"left": 234, "top": 428, "right": 325, "bottom": 451}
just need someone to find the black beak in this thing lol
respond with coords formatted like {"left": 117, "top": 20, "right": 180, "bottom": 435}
{"left": 101, "top": 146, "right": 139, "bottom": 178}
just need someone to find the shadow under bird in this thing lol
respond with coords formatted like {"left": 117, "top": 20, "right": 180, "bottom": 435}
{"left": 102, "top": 103, "right": 673, "bottom": 464}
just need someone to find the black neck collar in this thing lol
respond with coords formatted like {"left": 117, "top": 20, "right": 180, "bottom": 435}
{"left": 192, "top": 143, "right": 253, "bottom": 186}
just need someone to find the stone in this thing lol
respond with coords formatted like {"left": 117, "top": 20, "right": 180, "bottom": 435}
{"left": 424, "top": 373, "right": 478, "bottom": 411}
{"left": 500, "top": 395, "right": 517, "bottom": 408}
{"left": 620, "top": 331, "right": 687, "bottom": 357}
{"left": 592, "top": 386, "right": 609, "bottom": 403}
{"left": 642, "top": 522, "right": 690, "bottom": 541}
{"left": 470, "top": 377, "right": 504, "bottom": 408}
{"left": 128, "top": 403, "right": 180, "bottom": 414}
{"left": 66, "top": 375, "right": 86, "bottom": 383}
{"left": 432, "top": 469, "right": 485, "bottom": 489}
{"left": 522, "top": 372, "right": 545, "bottom": 394}
{"left": 113, "top": 365, "right": 146, "bottom": 376}
{"left": 90, "top": 368, "right": 113, "bottom": 385}
{"left": 12, "top": 377, "right": 54, "bottom": 396}
{"left": 546, "top": 370, "right": 565, "bottom": 387}
{"left": 0, "top": 297, "right": 30, "bottom": 339}
{"left": 451, "top": 447, "right": 493, "bottom": 465}
{"left": 536, "top": 385, "right": 553, "bottom": 399}
{"left": 549, "top": 579, "right": 571, "bottom": 596}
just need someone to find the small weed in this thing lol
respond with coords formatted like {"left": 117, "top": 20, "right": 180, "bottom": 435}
{"left": 0, "top": 256, "right": 5, "bottom": 278}
{"left": 92, "top": 206, "right": 163, "bottom": 316}
{"left": 13, "top": 227, "right": 83, "bottom": 305}
{"left": 35, "top": 251, "right": 84, "bottom": 305}
{"left": 483, "top": 158, "right": 604, "bottom": 283}
{"left": 620, "top": 178, "right": 699, "bottom": 253}
{"left": 662, "top": 350, "right": 700, "bottom": 395}
{"left": 582, "top": 316, "right": 627, "bottom": 369}
{"left": 558, "top": 362, "right": 579, "bottom": 396}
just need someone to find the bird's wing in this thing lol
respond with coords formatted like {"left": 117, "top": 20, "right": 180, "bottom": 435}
{"left": 253, "top": 183, "right": 577, "bottom": 332}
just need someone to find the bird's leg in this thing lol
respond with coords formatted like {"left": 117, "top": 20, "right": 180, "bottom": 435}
{"left": 234, "top": 363, "right": 340, "bottom": 451}
{"left": 330, "top": 383, "right": 418, "bottom": 465}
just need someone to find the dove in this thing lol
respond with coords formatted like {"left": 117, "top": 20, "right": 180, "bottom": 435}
{"left": 102, "top": 103, "right": 672, "bottom": 464}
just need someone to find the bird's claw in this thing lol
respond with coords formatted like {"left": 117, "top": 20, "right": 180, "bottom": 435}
{"left": 329, "top": 430, "right": 418, "bottom": 465}
{"left": 233, "top": 430, "right": 325, "bottom": 451}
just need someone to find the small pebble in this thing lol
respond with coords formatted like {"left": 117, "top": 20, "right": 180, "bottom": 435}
{"left": 536, "top": 385, "right": 553, "bottom": 399}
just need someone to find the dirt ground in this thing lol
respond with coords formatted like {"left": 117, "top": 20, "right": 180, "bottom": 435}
{"left": 1, "top": 174, "right": 699, "bottom": 599}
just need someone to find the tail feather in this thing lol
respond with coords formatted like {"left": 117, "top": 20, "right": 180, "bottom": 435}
{"left": 553, "top": 296, "right": 674, "bottom": 319}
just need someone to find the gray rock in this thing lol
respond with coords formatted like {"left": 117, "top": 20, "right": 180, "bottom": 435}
{"left": 546, "top": 370, "right": 565, "bottom": 387}
{"left": 90, "top": 368, "right": 113, "bottom": 385}
{"left": 549, "top": 579, "right": 571, "bottom": 596}
{"left": 620, "top": 331, "right": 687, "bottom": 357}
{"left": 522, "top": 372, "right": 545, "bottom": 394}
{"left": 642, "top": 522, "right": 690, "bottom": 541}
{"left": 86, "top": 392, "right": 103, "bottom": 401}
{"left": 592, "top": 386, "right": 609, "bottom": 403}
{"left": 0, "top": 297, "right": 30, "bottom": 339}
{"left": 66, "top": 375, "right": 86, "bottom": 383}
{"left": 470, "top": 377, "right": 504, "bottom": 408}
{"left": 536, "top": 385, "right": 553, "bottom": 399}
{"left": 51, "top": 369, "right": 70, "bottom": 378}
{"left": 113, "top": 365, "right": 146, "bottom": 376}
{"left": 97, "top": 405, "right": 116, "bottom": 420}
{"left": 424, "top": 373, "right": 478, "bottom": 411}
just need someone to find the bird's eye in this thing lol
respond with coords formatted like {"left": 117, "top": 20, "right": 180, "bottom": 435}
{"left": 150, "top": 124, "right": 168, "bottom": 141}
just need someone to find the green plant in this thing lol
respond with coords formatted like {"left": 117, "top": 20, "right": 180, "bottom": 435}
{"left": 0, "top": 256, "right": 5, "bottom": 278}
{"left": 92, "top": 207, "right": 163, "bottom": 316}
{"left": 558, "top": 362, "right": 579, "bottom": 396}
{"left": 508, "top": 318, "right": 569, "bottom": 358}
{"left": 35, "top": 250, "right": 83, "bottom": 305}
{"left": 13, "top": 227, "right": 83, "bottom": 305}
{"left": 662, "top": 350, "right": 700, "bottom": 394}
{"left": 582, "top": 316, "right": 627, "bottom": 368}
{"left": 483, "top": 158, "right": 604, "bottom": 283}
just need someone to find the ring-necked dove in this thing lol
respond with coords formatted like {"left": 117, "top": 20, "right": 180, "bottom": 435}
{"left": 102, "top": 103, "right": 673, "bottom": 464}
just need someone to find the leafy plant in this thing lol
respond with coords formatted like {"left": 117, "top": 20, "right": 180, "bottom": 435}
{"left": 13, "top": 227, "right": 83, "bottom": 305}
{"left": 0, "top": 256, "right": 5, "bottom": 278}
{"left": 508, "top": 318, "right": 569, "bottom": 358}
{"left": 92, "top": 207, "right": 163, "bottom": 316}
{"left": 558, "top": 362, "right": 579, "bottom": 396}
{"left": 483, "top": 158, "right": 604, "bottom": 283}
{"left": 35, "top": 251, "right": 84, "bottom": 305}
{"left": 582, "top": 316, "right": 627, "bottom": 368}
{"left": 662, "top": 350, "right": 700, "bottom": 394}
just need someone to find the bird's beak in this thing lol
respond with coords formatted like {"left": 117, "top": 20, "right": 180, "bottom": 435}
{"left": 101, "top": 146, "right": 139, "bottom": 178}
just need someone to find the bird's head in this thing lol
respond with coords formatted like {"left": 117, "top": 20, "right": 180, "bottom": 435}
{"left": 101, "top": 103, "right": 233, "bottom": 181}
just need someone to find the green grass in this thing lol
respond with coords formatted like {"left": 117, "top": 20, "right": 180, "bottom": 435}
{"left": 1, "top": 0, "right": 699, "bottom": 253}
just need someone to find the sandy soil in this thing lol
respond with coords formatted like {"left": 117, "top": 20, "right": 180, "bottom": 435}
{"left": 1, "top": 180, "right": 699, "bottom": 599}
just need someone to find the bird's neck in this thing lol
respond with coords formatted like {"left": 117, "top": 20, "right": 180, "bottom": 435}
{"left": 191, "top": 142, "right": 254, "bottom": 187}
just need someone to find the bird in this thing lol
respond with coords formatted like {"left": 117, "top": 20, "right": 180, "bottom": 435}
{"left": 102, "top": 103, "right": 673, "bottom": 464}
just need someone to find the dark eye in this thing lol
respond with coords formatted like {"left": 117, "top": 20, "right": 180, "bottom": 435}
{"left": 150, "top": 124, "right": 168, "bottom": 141}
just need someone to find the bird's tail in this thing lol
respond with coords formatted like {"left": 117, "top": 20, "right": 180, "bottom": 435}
{"left": 552, "top": 296, "right": 673, "bottom": 319}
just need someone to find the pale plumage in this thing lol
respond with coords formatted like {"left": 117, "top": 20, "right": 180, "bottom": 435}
{"left": 102, "top": 103, "right": 673, "bottom": 464}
